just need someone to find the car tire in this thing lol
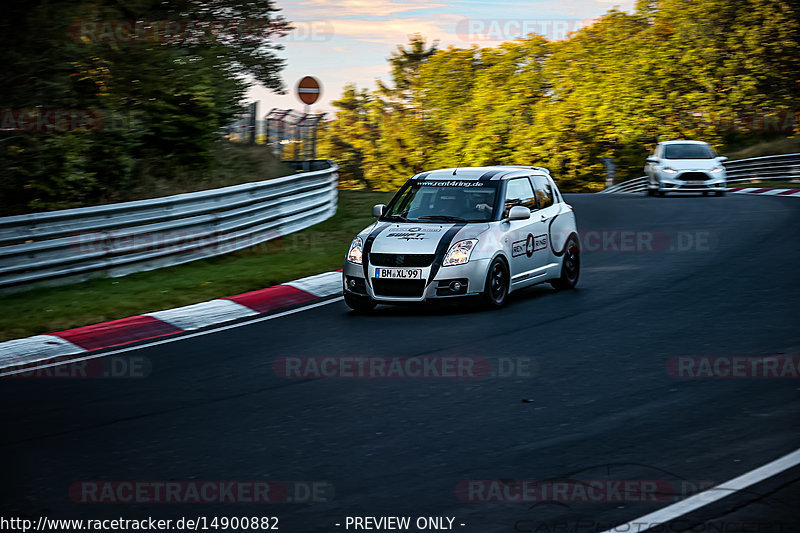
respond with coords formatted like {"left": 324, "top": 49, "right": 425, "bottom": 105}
{"left": 344, "top": 292, "right": 376, "bottom": 313}
{"left": 481, "top": 257, "right": 509, "bottom": 309}
{"left": 656, "top": 190, "right": 665, "bottom": 197}
{"left": 645, "top": 188, "right": 654, "bottom": 197}
{"left": 550, "top": 235, "right": 580, "bottom": 291}
{"left": 715, "top": 190, "right": 726, "bottom": 197}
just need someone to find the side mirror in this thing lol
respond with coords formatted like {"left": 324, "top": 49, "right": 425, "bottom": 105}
{"left": 372, "top": 204, "right": 385, "bottom": 218}
{"left": 508, "top": 206, "right": 531, "bottom": 221}
{"left": 646, "top": 157, "right": 658, "bottom": 163}
{"left": 717, "top": 156, "right": 728, "bottom": 162}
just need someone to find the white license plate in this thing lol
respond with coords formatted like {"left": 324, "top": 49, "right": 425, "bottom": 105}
{"left": 375, "top": 268, "right": 423, "bottom": 279}
{"left": 686, "top": 180, "right": 706, "bottom": 185}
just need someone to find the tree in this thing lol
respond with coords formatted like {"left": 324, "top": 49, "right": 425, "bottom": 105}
{"left": 0, "top": 0, "right": 291, "bottom": 213}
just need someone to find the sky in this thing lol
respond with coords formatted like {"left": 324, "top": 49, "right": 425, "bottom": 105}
{"left": 247, "top": 0, "right": 636, "bottom": 116}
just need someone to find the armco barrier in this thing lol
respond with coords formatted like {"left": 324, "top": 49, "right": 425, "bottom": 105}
{"left": 0, "top": 161, "right": 339, "bottom": 294}
{"left": 600, "top": 153, "right": 800, "bottom": 194}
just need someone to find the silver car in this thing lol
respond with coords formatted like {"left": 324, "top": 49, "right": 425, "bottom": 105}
{"left": 342, "top": 166, "right": 580, "bottom": 312}
{"left": 644, "top": 140, "right": 728, "bottom": 196}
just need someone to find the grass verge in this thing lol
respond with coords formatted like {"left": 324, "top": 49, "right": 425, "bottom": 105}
{"left": 0, "top": 190, "right": 393, "bottom": 342}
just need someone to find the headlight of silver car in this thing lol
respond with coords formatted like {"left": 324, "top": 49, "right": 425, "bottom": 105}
{"left": 710, "top": 166, "right": 725, "bottom": 173}
{"left": 443, "top": 239, "right": 478, "bottom": 267}
{"left": 662, "top": 167, "right": 679, "bottom": 174}
{"left": 347, "top": 237, "right": 363, "bottom": 264}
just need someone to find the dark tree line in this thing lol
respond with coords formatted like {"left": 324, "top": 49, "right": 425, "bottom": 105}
{"left": 0, "top": 0, "right": 291, "bottom": 213}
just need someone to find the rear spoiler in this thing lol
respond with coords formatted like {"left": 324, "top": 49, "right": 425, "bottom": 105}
{"left": 498, "top": 165, "right": 551, "bottom": 175}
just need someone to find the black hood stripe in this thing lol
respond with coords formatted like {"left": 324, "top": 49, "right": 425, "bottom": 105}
{"left": 428, "top": 222, "right": 468, "bottom": 284}
{"left": 362, "top": 222, "right": 391, "bottom": 281}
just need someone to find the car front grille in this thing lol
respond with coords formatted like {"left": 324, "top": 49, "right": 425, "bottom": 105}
{"left": 369, "top": 253, "right": 435, "bottom": 267}
{"left": 680, "top": 172, "right": 709, "bottom": 182}
{"left": 372, "top": 279, "right": 427, "bottom": 298}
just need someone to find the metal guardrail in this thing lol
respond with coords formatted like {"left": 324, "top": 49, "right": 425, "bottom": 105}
{"left": 600, "top": 153, "right": 800, "bottom": 194}
{"left": 600, "top": 177, "right": 648, "bottom": 194}
{"left": 0, "top": 161, "right": 339, "bottom": 294}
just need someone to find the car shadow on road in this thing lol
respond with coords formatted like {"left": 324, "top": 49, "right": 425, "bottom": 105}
{"left": 345, "top": 283, "right": 579, "bottom": 318}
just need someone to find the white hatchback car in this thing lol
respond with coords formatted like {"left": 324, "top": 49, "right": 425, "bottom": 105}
{"left": 342, "top": 166, "right": 580, "bottom": 312}
{"left": 644, "top": 140, "right": 727, "bottom": 196}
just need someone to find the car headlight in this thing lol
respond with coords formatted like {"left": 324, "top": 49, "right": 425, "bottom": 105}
{"left": 662, "top": 167, "right": 679, "bottom": 174}
{"left": 443, "top": 239, "right": 478, "bottom": 267}
{"left": 710, "top": 166, "right": 725, "bottom": 173}
{"left": 347, "top": 237, "right": 363, "bottom": 264}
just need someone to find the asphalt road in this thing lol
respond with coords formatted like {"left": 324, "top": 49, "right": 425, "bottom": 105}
{"left": 2, "top": 193, "right": 799, "bottom": 533}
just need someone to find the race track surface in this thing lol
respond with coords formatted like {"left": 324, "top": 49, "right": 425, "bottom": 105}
{"left": 2, "top": 193, "right": 799, "bottom": 532}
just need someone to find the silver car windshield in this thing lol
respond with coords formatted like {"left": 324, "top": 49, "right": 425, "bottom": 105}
{"left": 382, "top": 181, "right": 499, "bottom": 223}
{"left": 664, "top": 144, "right": 716, "bottom": 159}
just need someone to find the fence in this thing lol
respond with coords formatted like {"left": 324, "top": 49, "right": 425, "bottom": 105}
{"left": 0, "top": 161, "right": 338, "bottom": 294}
{"left": 600, "top": 153, "right": 800, "bottom": 194}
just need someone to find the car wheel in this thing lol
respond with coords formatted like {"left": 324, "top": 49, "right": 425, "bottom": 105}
{"left": 481, "top": 257, "right": 509, "bottom": 309}
{"left": 657, "top": 190, "right": 665, "bottom": 197}
{"left": 715, "top": 190, "right": 726, "bottom": 197}
{"left": 344, "top": 292, "right": 376, "bottom": 313}
{"left": 645, "top": 188, "right": 654, "bottom": 197}
{"left": 551, "top": 235, "right": 580, "bottom": 291}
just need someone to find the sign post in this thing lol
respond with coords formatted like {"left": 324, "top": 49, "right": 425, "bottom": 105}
{"left": 294, "top": 77, "right": 323, "bottom": 165}
{"left": 601, "top": 157, "right": 616, "bottom": 188}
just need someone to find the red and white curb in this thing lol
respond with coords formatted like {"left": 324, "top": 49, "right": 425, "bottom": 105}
{"left": 0, "top": 271, "right": 343, "bottom": 372}
{"left": 728, "top": 187, "right": 800, "bottom": 197}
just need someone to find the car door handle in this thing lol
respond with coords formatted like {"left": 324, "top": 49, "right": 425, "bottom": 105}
{"left": 540, "top": 214, "right": 547, "bottom": 221}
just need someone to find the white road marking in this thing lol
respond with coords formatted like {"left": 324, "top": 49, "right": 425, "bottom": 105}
{"left": 146, "top": 299, "right": 257, "bottom": 331}
{"left": 600, "top": 447, "right": 800, "bottom": 532}
{"left": 0, "top": 297, "right": 343, "bottom": 377}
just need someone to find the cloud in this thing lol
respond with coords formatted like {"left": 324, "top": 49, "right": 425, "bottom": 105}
{"left": 291, "top": 0, "right": 447, "bottom": 18}
{"left": 324, "top": 15, "right": 461, "bottom": 44}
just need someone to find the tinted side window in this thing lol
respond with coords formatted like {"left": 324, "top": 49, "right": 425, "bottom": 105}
{"left": 532, "top": 175, "right": 554, "bottom": 208}
{"left": 504, "top": 178, "right": 537, "bottom": 216}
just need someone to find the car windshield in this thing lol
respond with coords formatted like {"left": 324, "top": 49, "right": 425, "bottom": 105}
{"left": 382, "top": 180, "right": 499, "bottom": 223}
{"left": 664, "top": 143, "right": 716, "bottom": 159}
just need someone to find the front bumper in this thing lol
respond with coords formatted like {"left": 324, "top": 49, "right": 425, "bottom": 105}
{"left": 342, "top": 258, "right": 491, "bottom": 303}
{"left": 655, "top": 170, "right": 726, "bottom": 192}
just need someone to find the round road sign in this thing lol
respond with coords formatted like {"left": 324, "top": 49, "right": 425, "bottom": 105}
{"left": 296, "top": 76, "right": 321, "bottom": 105}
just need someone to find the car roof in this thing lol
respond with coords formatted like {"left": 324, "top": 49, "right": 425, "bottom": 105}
{"left": 659, "top": 140, "right": 711, "bottom": 145}
{"left": 411, "top": 166, "right": 550, "bottom": 181}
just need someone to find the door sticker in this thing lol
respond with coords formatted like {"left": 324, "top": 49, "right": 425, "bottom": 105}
{"left": 512, "top": 234, "right": 547, "bottom": 257}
